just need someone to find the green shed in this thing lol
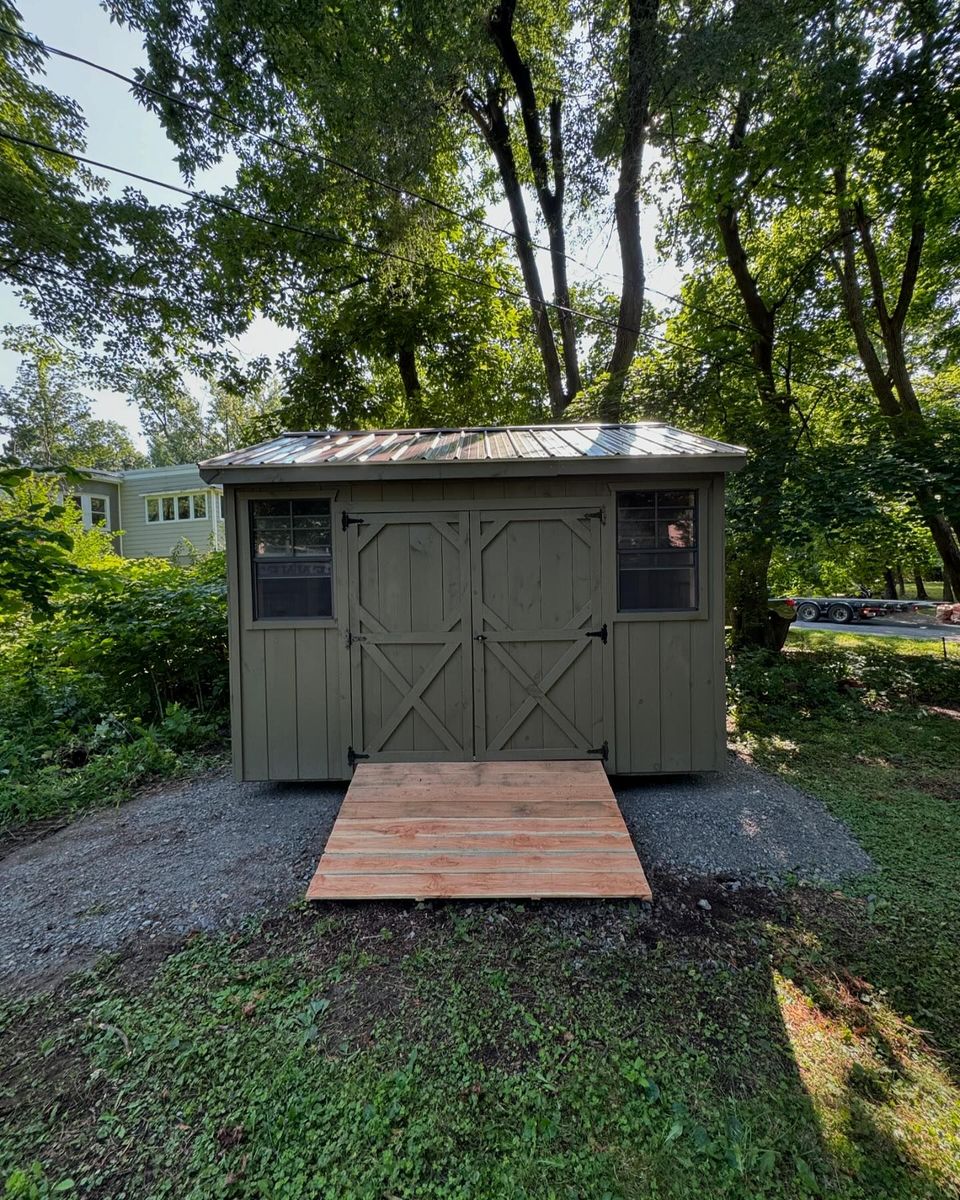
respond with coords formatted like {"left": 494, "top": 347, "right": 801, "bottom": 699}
{"left": 199, "top": 423, "right": 746, "bottom": 782}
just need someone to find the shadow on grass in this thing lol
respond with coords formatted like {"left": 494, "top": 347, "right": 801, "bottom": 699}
{"left": 1, "top": 876, "right": 957, "bottom": 1198}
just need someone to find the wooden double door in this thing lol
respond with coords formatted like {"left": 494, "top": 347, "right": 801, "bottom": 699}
{"left": 346, "top": 506, "right": 605, "bottom": 763}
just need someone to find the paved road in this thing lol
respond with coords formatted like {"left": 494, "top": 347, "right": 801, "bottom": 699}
{"left": 793, "top": 618, "right": 960, "bottom": 642}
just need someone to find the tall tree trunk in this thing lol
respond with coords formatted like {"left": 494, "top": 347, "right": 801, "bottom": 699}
{"left": 883, "top": 568, "right": 898, "bottom": 600}
{"left": 944, "top": 573, "right": 955, "bottom": 603}
{"left": 602, "top": 0, "right": 658, "bottom": 422}
{"left": 397, "top": 347, "right": 424, "bottom": 424}
{"left": 462, "top": 87, "right": 566, "bottom": 416}
{"left": 914, "top": 569, "right": 928, "bottom": 601}
{"left": 895, "top": 564, "right": 906, "bottom": 598}
{"left": 485, "top": 0, "right": 581, "bottom": 412}
{"left": 716, "top": 92, "right": 794, "bottom": 649}
{"left": 831, "top": 167, "right": 960, "bottom": 597}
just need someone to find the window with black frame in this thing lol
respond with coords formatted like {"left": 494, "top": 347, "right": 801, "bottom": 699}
{"left": 617, "top": 490, "right": 698, "bottom": 611}
{"left": 250, "top": 499, "right": 333, "bottom": 619}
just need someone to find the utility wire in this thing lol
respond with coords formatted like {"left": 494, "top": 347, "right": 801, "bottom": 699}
{"left": 0, "top": 25, "right": 615, "bottom": 282}
{"left": 1, "top": 127, "right": 669, "bottom": 340}
{"left": 0, "top": 22, "right": 751, "bottom": 337}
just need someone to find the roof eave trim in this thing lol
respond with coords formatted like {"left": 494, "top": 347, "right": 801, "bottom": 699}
{"left": 199, "top": 452, "right": 747, "bottom": 486}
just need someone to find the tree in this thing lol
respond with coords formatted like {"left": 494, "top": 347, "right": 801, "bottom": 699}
{"left": 0, "top": 340, "right": 147, "bottom": 469}
{"left": 0, "top": 2, "right": 245, "bottom": 384}
{"left": 107, "top": 0, "right": 665, "bottom": 420}
{"left": 819, "top": 0, "right": 960, "bottom": 594}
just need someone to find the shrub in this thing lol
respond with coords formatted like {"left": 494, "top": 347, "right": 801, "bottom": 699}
{"left": 0, "top": 554, "right": 228, "bottom": 830}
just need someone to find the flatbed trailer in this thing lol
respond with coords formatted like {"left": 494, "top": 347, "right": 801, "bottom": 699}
{"left": 793, "top": 597, "right": 925, "bottom": 624}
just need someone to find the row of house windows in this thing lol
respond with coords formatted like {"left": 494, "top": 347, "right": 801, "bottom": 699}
{"left": 145, "top": 492, "right": 225, "bottom": 523}
{"left": 249, "top": 491, "right": 700, "bottom": 622}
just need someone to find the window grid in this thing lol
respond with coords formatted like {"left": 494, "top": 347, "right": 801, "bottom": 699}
{"left": 145, "top": 492, "right": 211, "bottom": 523}
{"left": 250, "top": 498, "right": 333, "bottom": 620}
{"left": 617, "top": 490, "right": 699, "bottom": 612}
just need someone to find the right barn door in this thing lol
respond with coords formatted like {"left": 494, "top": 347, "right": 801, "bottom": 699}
{"left": 470, "top": 508, "right": 605, "bottom": 761}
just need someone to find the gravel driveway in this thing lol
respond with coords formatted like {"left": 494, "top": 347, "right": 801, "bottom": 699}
{"left": 0, "top": 758, "right": 871, "bottom": 995}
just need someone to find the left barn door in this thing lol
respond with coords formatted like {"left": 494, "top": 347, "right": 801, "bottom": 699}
{"left": 345, "top": 511, "right": 474, "bottom": 761}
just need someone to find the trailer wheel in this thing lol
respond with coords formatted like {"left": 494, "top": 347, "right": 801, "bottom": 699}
{"left": 797, "top": 601, "right": 820, "bottom": 622}
{"left": 828, "top": 602, "right": 854, "bottom": 624}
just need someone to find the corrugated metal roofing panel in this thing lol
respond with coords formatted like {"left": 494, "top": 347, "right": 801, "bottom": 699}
{"left": 199, "top": 424, "right": 747, "bottom": 472}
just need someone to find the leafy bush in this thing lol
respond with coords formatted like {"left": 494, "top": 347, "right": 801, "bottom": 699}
{"left": 729, "top": 637, "right": 960, "bottom": 731}
{"left": 0, "top": 552, "right": 228, "bottom": 830}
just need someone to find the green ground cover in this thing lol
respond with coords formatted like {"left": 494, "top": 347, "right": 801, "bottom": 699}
{"left": 2, "top": 633, "right": 958, "bottom": 1199}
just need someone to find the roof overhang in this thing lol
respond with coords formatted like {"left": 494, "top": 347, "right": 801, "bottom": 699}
{"left": 200, "top": 453, "right": 747, "bottom": 486}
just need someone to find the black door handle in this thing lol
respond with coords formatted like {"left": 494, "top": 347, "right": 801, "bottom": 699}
{"left": 474, "top": 633, "right": 487, "bottom": 641}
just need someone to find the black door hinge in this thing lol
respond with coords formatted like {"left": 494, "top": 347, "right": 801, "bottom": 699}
{"left": 347, "top": 746, "right": 370, "bottom": 767}
{"left": 582, "top": 508, "right": 604, "bottom": 522}
{"left": 345, "top": 629, "right": 366, "bottom": 648}
{"left": 588, "top": 740, "right": 609, "bottom": 761}
{"left": 585, "top": 623, "right": 608, "bottom": 644}
{"left": 341, "top": 511, "right": 366, "bottom": 531}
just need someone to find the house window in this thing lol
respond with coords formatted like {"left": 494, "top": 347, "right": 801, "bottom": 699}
{"left": 251, "top": 498, "right": 333, "bottom": 620}
{"left": 617, "top": 490, "right": 698, "bottom": 611}
{"left": 217, "top": 493, "right": 224, "bottom": 520}
{"left": 89, "top": 496, "right": 109, "bottom": 528}
{"left": 145, "top": 492, "right": 210, "bottom": 523}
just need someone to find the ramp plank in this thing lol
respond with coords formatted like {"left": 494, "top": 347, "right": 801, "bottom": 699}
{"left": 306, "top": 760, "right": 651, "bottom": 901}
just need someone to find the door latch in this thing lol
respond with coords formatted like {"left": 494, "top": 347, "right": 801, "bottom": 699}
{"left": 582, "top": 508, "right": 604, "bottom": 522}
{"left": 345, "top": 629, "right": 366, "bottom": 648}
{"left": 341, "top": 511, "right": 366, "bottom": 531}
{"left": 474, "top": 633, "right": 487, "bottom": 641}
{"left": 585, "top": 624, "right": 608, "bottom": 644}
{"left": 347, "top": 746, "right": 370, "bottom": 768}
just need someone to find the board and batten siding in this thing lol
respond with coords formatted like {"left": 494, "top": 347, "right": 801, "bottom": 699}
{"left": 117, "top": 465, "right": 224, "bottom": 559}
{"left": 225, "top": 473, "right": 727, "bottom": 781}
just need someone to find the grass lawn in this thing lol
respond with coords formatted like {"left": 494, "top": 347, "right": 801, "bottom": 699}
{"left": 2, "top": 633, "right": 959, "bottom": 1199}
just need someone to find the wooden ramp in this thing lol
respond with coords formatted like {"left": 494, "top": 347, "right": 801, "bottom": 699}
{"left": 306, "top": 760, "right": 652, "bottom": 901}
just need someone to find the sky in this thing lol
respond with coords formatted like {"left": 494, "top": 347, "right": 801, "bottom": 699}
{"left": 2, "top": 1, "right": 681, "bottom": 447}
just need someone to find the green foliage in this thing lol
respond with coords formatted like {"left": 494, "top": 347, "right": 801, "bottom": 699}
{"left": 0, "top": 336, "right": 147, "bottom": 469}
{"left": 0, "top": 472, "right": 79, "bottom": 615}
{"left": 728, "top": 634, "right": 959, "bottom": 731}
{"left": 0, "top": 551, "right": 228, "bottom": 829}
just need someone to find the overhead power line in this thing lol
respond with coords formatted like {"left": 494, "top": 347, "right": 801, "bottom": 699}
{"left": 0, "top": 25, "right": 616, "bottom": 281}
{"left": 1, "top": 127, "right": 660, "bottom": 337}
{"left": 0, "top": 22, "right": 751, "bottom": 337}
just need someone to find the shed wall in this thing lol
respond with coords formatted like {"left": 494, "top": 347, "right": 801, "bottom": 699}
{"left": 225, "top": 473, "right": 727, "bottom": 781}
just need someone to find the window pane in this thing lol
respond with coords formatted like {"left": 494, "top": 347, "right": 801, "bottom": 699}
{"left": 619, "top": 550, "right": 696, "bottom": 571}
{"left": 162, "top": 497, "right": 175, "bottom": 521}
{"left": 619, "top": 568, "right": 697, "bottom": 611}
{"left": 218, "top": 494, "right": 224, "bottom": 519}
{"left": 617, "top": 489, "right": 698, "bottom": 611}
{"left": 251, "top": 500, "right": 289, "bottom": 519}
{"left": 255, "top": 561, "right": 332, "bottom": 619}
{"left": 250, "top": 499, "right": 333, "bottom": 618}
{"left": 254, "top": 531, "right": 293, "bottom": 557}
{"left": 177, "top": 495, "right": 191, "bottom": 520}
{"left": 90, "top": 497, "right": 107, "bottom": 525}
{"left": 193, "top": 493, "right": 207, "bottom": 518}
{"left": 146, "top": 498, "right": 160, "bottom": 523}
{"left": 658, "top": 514, "right": 696, "bottom": 547}
{"left": 291, "top": 499, "right": 330, "bottom": 517}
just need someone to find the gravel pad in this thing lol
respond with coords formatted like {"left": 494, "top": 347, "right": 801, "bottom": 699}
{"left": 617, "top": 754, "right": 873, "bottom": 884}
{"left": 0, "top": 755, "right": 871, "bottom": 995}
{"left": 0, "top": 770, "right": 345, "bottom": 995}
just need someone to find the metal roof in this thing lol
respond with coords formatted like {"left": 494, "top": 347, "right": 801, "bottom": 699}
{"left": 200, "top": 423, "right": 746, "bottom": 477}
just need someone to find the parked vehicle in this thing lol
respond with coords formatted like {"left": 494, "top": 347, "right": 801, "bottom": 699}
{"left": 792, "top": 597, "right": 927, "bottom": 624}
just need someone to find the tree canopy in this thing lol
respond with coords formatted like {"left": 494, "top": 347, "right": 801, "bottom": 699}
{"left": 0, "top": 0, "right": 957, "bottom": 642}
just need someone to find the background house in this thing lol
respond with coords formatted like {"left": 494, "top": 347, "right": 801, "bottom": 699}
{"left": 75, "top": 463, "right": 224, "bottom": 559}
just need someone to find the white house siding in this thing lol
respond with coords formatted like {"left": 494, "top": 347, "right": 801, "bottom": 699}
{"left": 116, "top": 465, "right": 225, "bottom": 559}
